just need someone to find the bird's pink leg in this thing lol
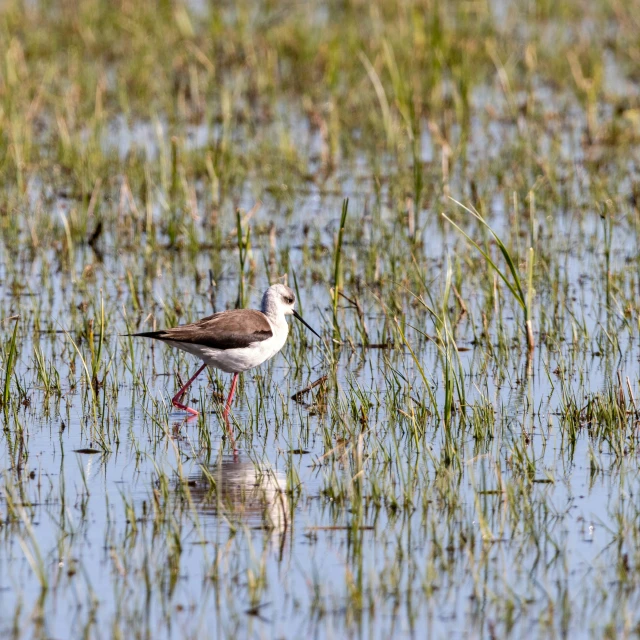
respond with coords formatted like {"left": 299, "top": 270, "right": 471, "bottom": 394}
{"left": 172, "top": 364, "right": 207, "bottom": 416}
{"left": 223, "top": 372, "right": 239, "bottom": 418}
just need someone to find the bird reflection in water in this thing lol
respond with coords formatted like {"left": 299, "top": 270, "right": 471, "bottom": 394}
{"left": 186, "top": 456, "right": 289, "bottom": 535}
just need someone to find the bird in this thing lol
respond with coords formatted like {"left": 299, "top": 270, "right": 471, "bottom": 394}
{"left": 132, "top": 284, "right": 320, "bottom": 418}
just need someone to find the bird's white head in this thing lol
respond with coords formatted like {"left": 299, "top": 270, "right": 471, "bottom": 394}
{"left": 262, "top": 284, "right": 296, "bottom": 318}
{"left": 261, "top": 284, "right": 321, "bottom": 338}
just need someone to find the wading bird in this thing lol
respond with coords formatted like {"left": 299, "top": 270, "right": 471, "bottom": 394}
{"left": 133, "top": 284, "right": 320, "bottom": 418}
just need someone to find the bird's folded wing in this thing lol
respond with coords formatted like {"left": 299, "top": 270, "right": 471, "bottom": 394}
{"left": 134, "top": 309, "right": 273, "bottom": 350}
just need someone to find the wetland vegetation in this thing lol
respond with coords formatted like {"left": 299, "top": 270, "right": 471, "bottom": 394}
{"left": 1, "top": 0, "right": 640, "bottom": 637}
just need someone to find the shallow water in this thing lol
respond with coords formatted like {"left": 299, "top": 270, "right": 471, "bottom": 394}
{"left": 3, "top": 5, "right": 640, "bottom": 635}
{"left": 2, "top": 192, "right": 640, "bottom": 638}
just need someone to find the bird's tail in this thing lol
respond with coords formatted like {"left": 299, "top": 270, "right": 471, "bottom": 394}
{"left": 121, "top": 331, "right": 168, "bottom": 339}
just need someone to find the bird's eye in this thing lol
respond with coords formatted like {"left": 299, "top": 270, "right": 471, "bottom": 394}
{"left": 284, "top": 296, "right": 294, "bottom": 304}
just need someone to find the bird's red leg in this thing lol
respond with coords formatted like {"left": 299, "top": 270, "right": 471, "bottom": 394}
{"left": 222, "top": 373, "right": 239, "bottom": 456}
{"left": 172, "top": 364, "right": 207, "bottom": 416}
{"left": 223, "top": 372, "right": 239, "bottom": 419}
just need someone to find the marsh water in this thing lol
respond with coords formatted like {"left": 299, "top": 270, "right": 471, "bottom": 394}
{"left": 2, "top": 1, "right": 640, "bottom": 638}
{"left": 2, "top": 184, "right": 639, "bottom": 638}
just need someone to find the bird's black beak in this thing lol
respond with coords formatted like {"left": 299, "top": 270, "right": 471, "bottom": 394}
{"left": 292, "top": 309, "right": 321, "bottom": 338}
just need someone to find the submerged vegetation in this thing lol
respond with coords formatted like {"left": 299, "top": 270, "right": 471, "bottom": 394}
{"left": 1, "top": 0, "right": 640, "bottom": 637}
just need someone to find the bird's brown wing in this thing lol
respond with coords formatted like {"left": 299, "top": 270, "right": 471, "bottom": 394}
{"left": 133, "top": 309, "right": 273, "bottom": 350}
